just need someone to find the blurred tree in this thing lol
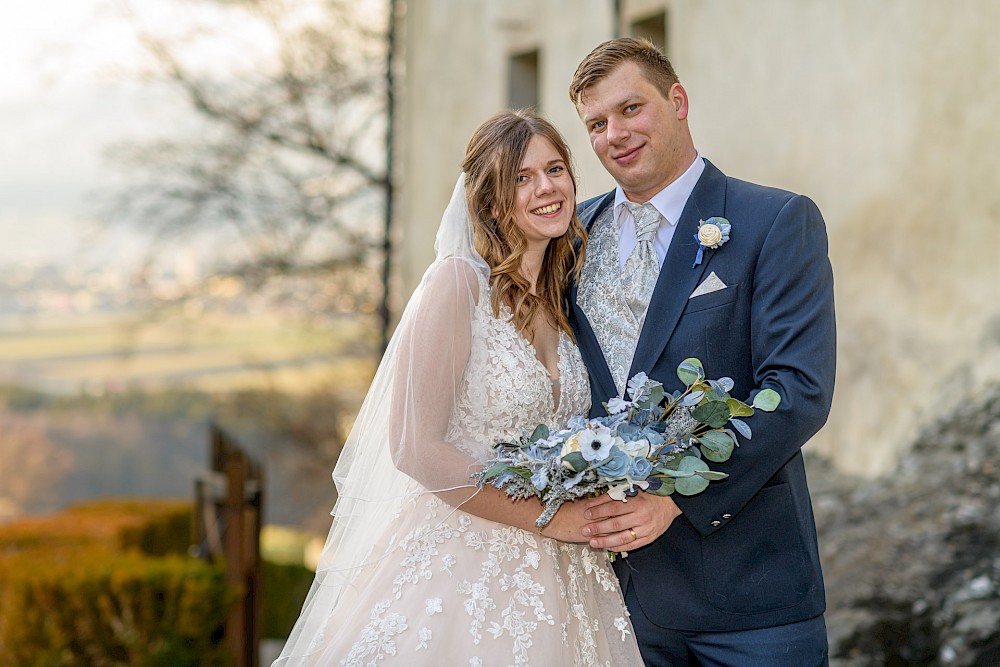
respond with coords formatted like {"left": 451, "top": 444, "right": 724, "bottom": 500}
{"left": 105, "top": 0, "right": 389, "bottom": 331}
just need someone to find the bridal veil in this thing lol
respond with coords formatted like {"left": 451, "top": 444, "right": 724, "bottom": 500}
{"left": 274, "top": 175, "right": 489, "bottom": 664}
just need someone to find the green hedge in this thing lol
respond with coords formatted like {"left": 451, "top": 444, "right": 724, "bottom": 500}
{"left": 0, "top": 499, "right": 193, "bottom": 557}
{"left": 117, "top": 505, "right": 193, "bottom": 557}
{"left": 0, "top": 499, "right": 317, "bottom": 661}
{"left": 0, "top": 548, "right": 233, "bottom": 667}
{"left": 262, "top": 559, "right": 315, "bottom": 639}
{"left": 0, "top": 500, "right": 233, "bottom": 666}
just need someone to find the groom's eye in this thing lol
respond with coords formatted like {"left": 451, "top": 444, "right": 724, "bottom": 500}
{"left": 625, "top": 103, "right": 640, "bottom": 113}
{"left": 591, "top": 121, "right": 606, "bottom": 131}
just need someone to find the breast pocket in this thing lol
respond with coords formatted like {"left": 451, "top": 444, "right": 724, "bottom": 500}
{"left": 678, "top": 282, "right": 744, "bottom": 382}
{"left": 682, "top": 282, "right": 741, "bottom": 315}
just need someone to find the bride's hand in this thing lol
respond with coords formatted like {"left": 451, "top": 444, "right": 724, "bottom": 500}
{"left": 538, "top": 500, "right": 593, "bottom": 544}
{"left": 580, "top": 492, "right": 682, "bottom": 551}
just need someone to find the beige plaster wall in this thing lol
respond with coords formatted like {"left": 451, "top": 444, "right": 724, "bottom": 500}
{"left": 394, "top": 0, "right": 613, "bottom": 299}
{"left": 395, "top": 0, "right": 1000, "bottom": 474}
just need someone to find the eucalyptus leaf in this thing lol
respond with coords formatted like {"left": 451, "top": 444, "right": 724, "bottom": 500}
{"left": 675, "top": 475, "right": 710, "bottom": 495}
{"left": 562, "top": 452, "right": 587, "bottom": 472}
{"left": 717, "top": 377, "right": 735, "bottom": 392}
{"left": 659, "top": 454, "right": 683, "bottom": 470}
{"left": 726, "top": 398, "right": 754, "bottom": 418}
{"left": 648, "top": 477, "right": 676, "bottom": 495}
{"left": 482, "top": 463, "right": 509, "bottom": 481}
{"left": 529, "top": 424, "right": 550, "bottom": 443}
{"left": 682, "top": 390, "right": 705, "bottom": 407}
{"left": 678, "top": 456, "right": 710, "bottom": 473}
{"left": 752, "top": 389, "right": 781, "bottom": 412}
{"left": 692, "top": 401, "right": 731, "bottom": 428}
{"left": 707, "top": 380, "right": 730, "bottom": 399}
{"left": 695, "top": 470, "right": 729, "bottom": 481}
{"left": 730, "top": 418, "right": 752, "bottom": 440}
{"left": 657, "top": 468, "right": 695, "bottom": 478}
{"left": 647, "top": 385, "right": 666, "bottom": 407}
{"left": 677, "top": 358, "right": 704, "bottom": 386}
{"left": 698, "top": 430, "right": 735, "bottom": 462}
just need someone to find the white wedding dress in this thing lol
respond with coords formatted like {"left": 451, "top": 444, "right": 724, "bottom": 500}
{"left": 274, "top": 177, "right": 643, "bottom": 667}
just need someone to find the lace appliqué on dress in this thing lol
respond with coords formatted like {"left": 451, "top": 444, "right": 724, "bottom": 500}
{"left": 335, "top": 278, "right": 640, "bottom": 666}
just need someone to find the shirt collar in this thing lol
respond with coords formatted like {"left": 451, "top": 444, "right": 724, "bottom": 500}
{"left": 614, "top": 152, "right": 705, "bottom": 228}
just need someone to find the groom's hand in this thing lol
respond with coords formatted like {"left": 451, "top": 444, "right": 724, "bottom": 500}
{"left": 581, "top": 493, "right": 682, "bottom": 551}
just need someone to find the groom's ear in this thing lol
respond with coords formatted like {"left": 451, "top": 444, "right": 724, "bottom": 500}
{"left": 669, "top": 83, "right": 690, "bottom": 121}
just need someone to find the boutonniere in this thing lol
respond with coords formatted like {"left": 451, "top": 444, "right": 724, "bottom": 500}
{"left": 692, "top": 217, "right": 731, "bottom": 268}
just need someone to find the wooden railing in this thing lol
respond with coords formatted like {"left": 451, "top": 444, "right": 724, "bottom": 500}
{"left": 194, "top": 423, "right": 264, "bottom": 667}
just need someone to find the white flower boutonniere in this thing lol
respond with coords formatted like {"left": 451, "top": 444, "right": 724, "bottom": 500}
{"left": 692, "top": 217, "right": 731, "bottom": 268}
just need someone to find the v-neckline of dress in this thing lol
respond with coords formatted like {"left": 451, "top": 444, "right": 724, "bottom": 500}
{"left": 500, "top": 313, "right": 565, "bottom": 414}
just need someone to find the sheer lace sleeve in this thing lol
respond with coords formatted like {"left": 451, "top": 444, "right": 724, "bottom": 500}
{"left": 389, "top": 256, "right": 484, "bottom": 495}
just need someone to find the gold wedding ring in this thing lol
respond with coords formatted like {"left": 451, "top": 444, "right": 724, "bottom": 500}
{"left": 629, "top": 528, "right": 637, "bottom": 542}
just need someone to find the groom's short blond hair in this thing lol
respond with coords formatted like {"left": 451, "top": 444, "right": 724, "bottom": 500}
{"left": 569, "top": 37, "right": 680, "bottom": 107}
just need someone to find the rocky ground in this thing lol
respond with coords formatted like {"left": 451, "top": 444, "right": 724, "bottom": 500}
{"left": 811, "top": 384, "right": 1000, "bottom": 666}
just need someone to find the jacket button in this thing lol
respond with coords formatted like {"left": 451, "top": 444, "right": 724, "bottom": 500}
{"left": 722, "top": 513, "right": 732, "bottom": 519}
{"left": 711, "top": 520, "right": 721, "bottom": 527}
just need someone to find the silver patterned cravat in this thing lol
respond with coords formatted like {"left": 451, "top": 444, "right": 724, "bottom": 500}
{"left": 621, "top": 201, "right": 662, "bottom": 323}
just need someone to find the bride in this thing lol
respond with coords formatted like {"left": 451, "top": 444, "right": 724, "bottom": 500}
{"left": 273, "top": 110, "right": 643, "bottom": 666}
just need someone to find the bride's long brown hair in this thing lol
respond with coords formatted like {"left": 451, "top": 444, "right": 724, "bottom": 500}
{"left": 462, "top": 110, "right": 587, "bottom": 340}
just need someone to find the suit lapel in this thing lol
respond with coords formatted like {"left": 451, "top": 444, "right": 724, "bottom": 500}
{"left": 628, "top": 160, "right": 729, "bottom": 378}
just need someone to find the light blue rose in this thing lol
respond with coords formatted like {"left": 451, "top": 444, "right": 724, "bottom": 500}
{"left": 596, "top": 447, "right": 630, "bottom": 478}
{"left": 629, "top": 456, "right": 653, "bottom": 480}
{"left": 616, "top": 422, "right": 641, "bottom": 442}
{"left": 642, "top": 428, "right": 665, "bottom": 448}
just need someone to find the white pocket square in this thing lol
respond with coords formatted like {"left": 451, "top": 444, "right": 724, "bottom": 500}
{"left": 689, "top": 272, "right": 727, "bottom": 299}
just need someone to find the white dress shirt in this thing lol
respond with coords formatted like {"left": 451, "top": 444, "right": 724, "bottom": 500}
{"left": 614, "top": 153, "right": 705, "bottom": 271}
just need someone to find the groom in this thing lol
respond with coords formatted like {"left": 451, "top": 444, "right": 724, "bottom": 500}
{"left": 568, "top": 38, "right": 835, "bottom": 665}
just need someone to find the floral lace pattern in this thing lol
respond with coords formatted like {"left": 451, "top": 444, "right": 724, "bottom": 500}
{"left": 331, "top": 278, "right": 642, "bottom": 666}
{"left": 446, "top": 281, "right": 590, "bottom": 457}
{"left": 577, "top": 205, "right": 645, "bottom": 397}
{"left": 338, "top": 492, "right": 637, "bottom": 667}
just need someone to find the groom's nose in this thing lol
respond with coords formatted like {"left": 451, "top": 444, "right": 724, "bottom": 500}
{"left": 607, "top": 118, "right": 630, "bottom": 145}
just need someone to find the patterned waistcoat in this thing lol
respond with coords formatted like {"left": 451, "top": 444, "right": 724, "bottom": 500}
{"left": 577, "top": 204, "right": 648, "bottom": 397}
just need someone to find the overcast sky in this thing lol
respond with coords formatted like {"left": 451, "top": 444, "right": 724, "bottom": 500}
{"left": 0, "top": 0, "right": 268, "bottom": 267}
{"left": 0, "top": 0, "right": 386, "bottom": 269}
{"left": 0, "top": 1, "right": 152, "bottom": 265}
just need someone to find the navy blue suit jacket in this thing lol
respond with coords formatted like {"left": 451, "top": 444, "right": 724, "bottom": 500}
{"left": 570, "top": 159, "right": 836, "bottom": 632}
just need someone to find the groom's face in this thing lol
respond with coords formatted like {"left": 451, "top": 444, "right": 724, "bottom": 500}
{"left": 576, "top": 61, "right": 693, "bottom": 203}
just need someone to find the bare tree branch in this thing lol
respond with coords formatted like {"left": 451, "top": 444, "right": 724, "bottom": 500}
{"left": 104, "top": 0, "right": 388, "bottom": 317}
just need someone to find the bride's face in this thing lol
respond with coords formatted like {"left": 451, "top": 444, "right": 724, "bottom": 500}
{"left": 510, "top": 135, "right": 576, "bottom": 253}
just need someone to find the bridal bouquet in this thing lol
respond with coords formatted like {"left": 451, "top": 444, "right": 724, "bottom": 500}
{"left": 474, "top": 358, "right": 781, "bottom": 529}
